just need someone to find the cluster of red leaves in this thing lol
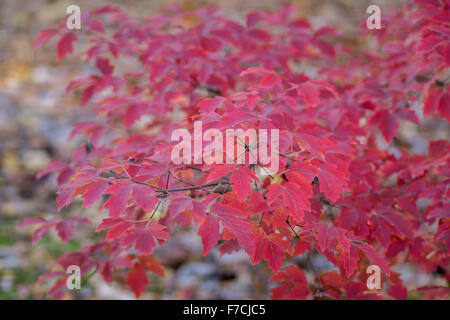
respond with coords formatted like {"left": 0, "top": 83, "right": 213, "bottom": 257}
{"left": 22, "top": 1, "right": 449, "bottom": 299}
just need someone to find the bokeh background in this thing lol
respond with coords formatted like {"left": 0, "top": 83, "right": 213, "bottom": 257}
{"left": 0, "top": 0, "right": 447, "bottom": 299}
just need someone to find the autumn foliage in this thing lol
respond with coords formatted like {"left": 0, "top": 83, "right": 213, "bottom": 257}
{"left": 22, "top": 1, "right": 449, "bottom": 299}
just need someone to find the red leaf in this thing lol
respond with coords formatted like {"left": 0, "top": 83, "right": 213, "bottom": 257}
{"left": 82, "top": 180, "right": 109, "bottom": 208}
{"left": 56, "top": 221, "right": 74, "bottom": 242}
{"left": 32, "top": 224, "right": 53, "bottom": 244}
{"left": 308, "top": 80, "right": 339, "bottom": 99}
{"left": 139, "top": 255, "right": 165, "bottom": 276}
{"left": 423, "top": 87, "right": 441, "bottom": 116}
{"left": 354, "top": 243, "right": 390, "bottom": 276}
{"left": 33, "top": 29, "right": 58, "bottom": 50}
{"left": 81, "top": 85, "right": 95, "bottom": 105}
{"left": 198, "top": 98, "right": 224, "bottom": 113}
{"left": 121, "top": 223, "right": 169, "bottom": 255}
{"left": 394, "top": 108, "right": 419, "bottom": 124}
{"left": 370, "top": 110, "right": 399, "bottom": 143}
{"left": 56, "top": 187, "right": 75, "bottom": 212}
{"left": 230, "top": 166, "right": 258, "bottom": 200}
{"left": 297, "top": 84, "right": 320, "bottom": 106}
{"left": 126, "top": 262, "right": 149, "bottom": 298}
{"left": 124, "top": 104, "right": 142, "bottom": 128}
{"left": 104, "top": 183, "right": 132, "bottom": 217}
{"left": 239, "top": 67, "right": 272, "bottom": 77}
{"left": 246, "top": 11, "right": 264, "bottom": 28}
{"left": 388, "top": 284, "right": 408, "bottom": 300}
{"left": 259, "top": 73, "right": 281, "bottom": 88}
{"left": 36, "top": 161, "right": 67, "bottom": 179}
{"left": 316, "top": 163, "right": 348, "bottom": 203}
{"left": 259, "top": 233, "right": 292, "bottom": 273}
{"left": 267, "top": 180, "right": 311, "bottom": 221}
{"left": 89, "top": 19, "right": 105, "bottom": 34}
{"left": 214, "top": 202, "right": 256, "bottom": 256}
{"left": 17, "top": 217, "right": 46, "bottom": 228}
{"left": 315, "top": 224, "right": 339, "bottom": 252}
{"left": 206, "top": 164, "right": 234, "bottom": 183}
{"left": 294, "top": 239, "right": 311, "bottom": 255}
{"left": 56, "top": 32, "right": 77, "bottom": 60}
{"left": 198, "top": 214, "right": 221, "bottom": 256}
{"left": 437, "top": 90, "right": 450, "bottom": 121}
{"left": 95, "top": 57, "right": 114, "bottom": 75}
{"left": 133, "top": 185, "right": 158, "bottom": 212}
{"left": 96, "top": 218, "right": 124, "bottom": 232}
{"left": 270, "top": 266, "right": 309, "bottom": 299}
{"left": 106, "top": 220, "right": 133, "bottom": 240}
{"left": 168, "top": 196, "right": 193, "bottom": 219}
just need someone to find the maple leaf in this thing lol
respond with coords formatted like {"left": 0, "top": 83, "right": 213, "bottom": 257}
{"left": 133, "top": 185, "right": 158, "bottom": 212}
{"left": 212, "top": 202, "right": 256, "bottom": 257}
{"left": 345, "top": 282, "right": 385, "bottom": 300}
{"left": 139, "top": 255, "right": 165, "bottom": 276}
{"left": 270, "top": 266, "right": 309, "bottom": 299}
{"left": 33, "top": 29, "right": 59, "bottom": 49}
{"left": 266, "top": 180, "right": 311, "bottom": 222}
{"left": 18, "top": 216, "right": 89, "bottom": 244}
{"left": 353, "top": 242, "right": 391, "bottom": 276}
{"left": 388, "top": 284, "right": 408, "bottom": 300}
{"left": 229, "top": 166, "right": 258, "bottom": 200}
{"left": 259, "top": 73, "right": 281, "bottom": 89}
{"left": 315, "top": 223, "right": 339, "bottom": 252}
{"left": 294, "top": 133, "right": 333, "bottom": 157}
{"left": 36, "top": 161, "right": 68, "bottom": 179}
{"left": 168, "top": 196, "right": 193, "bottom": 219}
{"left": 307, "top": 80, "right": 339, "bottom": 99}
{"left": 121, "top": 223, "right": 169, "bottom": 255}
{"left": 254, "top": 231, "right": 293, "bottom": 273}
{"left": 56, "top": 32, "right": 77, "bottom": 60}
{"left": 17, "top": 217, "right": 53, "bottom": 244}
{"left": 197, "top": 97, "right": 224, "bottom": 113}
{"left": 198, "top": 214, "right": 221, "bottom": 256}
{"left": 124, "top": 104, "right": 143, "bottom": 128}
{"left": 297, "top": 84, "right": 320, "bottom": 106}
{"left": 17, "top": 217, "right": 47, "bottom": 227}
{"left": 95, "top": 57, "right": 114, "bottom": 75}
{"left": 104, "top": 183, "right": 132, "bottom": 217}
{"left": 315, "top": 162, "right": 348, "bottom": 203}
{"left": 96, "top": 218, "right": 133, "bottom": 240}
{"left": 206, "top": 164, "right": 235, "bottom": 183}
{"left": 82, "top": 180, "right": 109, "bottom": 208}
{"left": 126, "top": 262, "right": 149, "bottom": 298}
{"left": 369, "top": 110, "right": 399, "bottom": 143}
{"left": 238, "top": 67, "right": 273, "bottom": 77}
{"left": 55, "top": 221, "right": 74, "bottom": 242}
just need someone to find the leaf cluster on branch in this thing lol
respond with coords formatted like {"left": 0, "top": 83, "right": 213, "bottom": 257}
{"left": 22, "top": 1, "right": 449, "bottom": 299}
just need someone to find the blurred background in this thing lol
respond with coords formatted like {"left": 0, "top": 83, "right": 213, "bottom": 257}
{"left": 0, "top": 0, "right": 447, "bottom": 299}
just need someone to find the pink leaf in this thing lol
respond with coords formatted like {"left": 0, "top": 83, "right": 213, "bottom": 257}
{"left": 230, "top": 166, "right": 257, "bottom": 200}
{"left": 198, "top": 214, "right": 221, "bottom": 255}
{"left": 104, "top": 183, "right": 132, "bottom": 217}
{"left": 33, "top": 29, "right": 58, "bottom": 50}
{"left": 56, "top": 221, "right": 74, "bottom": 242}
{"left": 83, "top": 180, "right": 109, "bottom": 208}
{"left": 133, "top": 185, "right": 158, "bottom": 212}
{"left": 56, "top": 32, "right": 77, "bottom": 59}
{"left": 17, "top": 217, "right": 46, "bottom": 228}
